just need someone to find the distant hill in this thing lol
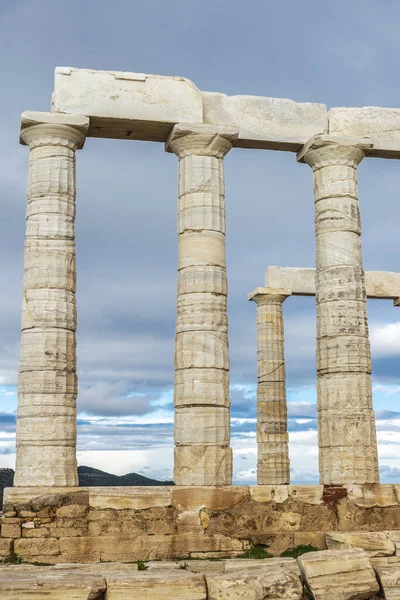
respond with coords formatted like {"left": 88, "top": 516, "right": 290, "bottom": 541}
{"left": 0, "top": 466, "right": 174, "bottom": 505}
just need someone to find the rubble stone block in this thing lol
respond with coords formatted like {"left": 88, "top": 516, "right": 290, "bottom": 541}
{"left": 298, "top": 548, "right": 380, "bottom": 600}
{"left": 326, "top": 531, "right": 395, "bottom": 557}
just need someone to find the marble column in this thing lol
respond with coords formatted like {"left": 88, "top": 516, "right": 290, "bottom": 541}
{"left": 249, "top": 287, "right": 291, "bottom": 484}
{"left": 297, "top": 135, "right": 379, "bottom": 485}
{"left": 166, "top": 123, "right": 238, "bottom": 486}
{"left": 15, "top": 111, "right": 89, "bottom": 487}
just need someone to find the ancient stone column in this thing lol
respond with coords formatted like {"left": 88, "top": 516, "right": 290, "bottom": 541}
{"left": 166, "top": 123, "right": 238, "bottom": 486}
{"left": 15, "top": 111, "right": 89, "bottom": 487}
{"left": 297, "top": 135, "right": 379, "bottom": 485}
{"left": 249, "top": 287, "right": 291, "bottom": 484}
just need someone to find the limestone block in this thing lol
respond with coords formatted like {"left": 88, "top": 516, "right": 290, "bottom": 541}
{"left": 257, "top": 400, "right": 287, "bottom": 425}
{"left": 175, "top": 331, "right": 229, "bottom": 370}
{"left": 258, "top": 453, "right": 290, "bottom": 485}
{"left": 18, "top": 394, "right": 76, "bottom": 414}
{"left": 16, "top": 414, "right": 76, "bottom": 444}
{"left": 22, "top": 289, "right": 76, "bottom": 331}
{"left": 329, "top": 106, "right": 400, "bottom": 158}
{"left": 206, "top": 563, "right": 303, "bottom": 600}
{"left": 257, "top": 382, "right": 287, "bottom": 404}
{"left": 14, "top": 537, "right": 61, "bottom": 557}
{"left": 179, "top": 155, "right": 224, "bottom": 196}
{"left": 289, "top": 485, "right": 324, "bottom": 505}
{"left": 176, "top": 293, "right": 227, "bottom": 333}
{"left": 178, "top": 192, "right": 225, "bottom": 233}
{"left": 326, "top": 532, "right": 395, "bottom": 557}
{"left": 26, "top": 195, "right": 75, "bottom": 219}
{"left": 174, "top": 446, "right": 232, "bottom": 485}
{"left": 0, "top": 538, "right": 12, "bottom": 558}
{"left": 174, "top": 407, "right": 230, "bottom": 445}
{"left": 347, "top": 485, "right": 398, "bottom": 508}
{"left": 178, "top": 231, "right": 226, "bottom": 269}
{"left": 178, "top": 266, "right": 227, "bottom": 295}
{"left": 318, "top": 411, "right": 377, "bottom": 447}
{"left": 88, "top": 487, "right": 173, "bottom": 510}
{"left": 315, "top": 266, "right": 366, "bottom": 304}
{"left": 104, "top": 571, "right": 207, "bottom": 599}
{"left": 374, "top": 564, "right": 400, "bottom": 600}
{"left": 19, "top": 329, "right": 75, "bottom": 372}
{"left": 298, "top": 548, "right": 379, "bottom": 600}
{"left": 23, "top": 241, "right": 76, "bottom": 292}
{"left": 171, "top": 486, "right": 248, "bottom": 511}
{"left": 174, "top": 368, "right": 229, "bottom": 407}
{"left": 0, "top": 571, "right": 106, "bottom": 599}
{"left": 316, "top": 231, "right": 362, "bottom": 270}
{"left": 249, "top": 485, "right": 289, "bottom": 504}
{"left": 27, "top": 146, "right": 76, "bottom": 198}
{"left": 1, "top": 523, "right": 21, "bottom": 538}
{"left": 52, "top": 66, "right": 203, "bottom": 141}
{"left": 317, "top": 300, "right": 369, "bottom": 339}
{"left": 317, "top": 336, "right": 372, "bottom": 374}
{"left": 317, "top": 374, "right": 372, "bottom": 411}
{"left": 18, "top": 370, "right": 77, "bottom": 395}
{"left": 14, "top": 446, "right": 78, "bottom": 487}
{"left": 319, "top": 446, "right": 379, "bottom": 484}
{"left": 313, "top": 165, "right": 359, "bottom": 204}
{"left": 203, "top": 90, "right": 327, "bottom": 150}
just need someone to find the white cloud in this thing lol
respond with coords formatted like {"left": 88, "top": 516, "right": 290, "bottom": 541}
{"left": 370, "top": 322, "right": 400, "bottom": 356}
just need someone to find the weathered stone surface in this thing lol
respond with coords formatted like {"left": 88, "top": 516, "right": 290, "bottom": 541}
{"left": 104, "top": 571, "right": 207, "bottom": 599}
{"left": 16, "top": 111, "right": 88, "bottom": 487}
{"left": 298, "top": 549, "right": 380, "bottom": 600}
{"left": 89, "top": 487, "right": 172, "bottom": 510}
{"left": 329, "top": 106, "right": 400, "bottom": 158}
{"left": 374, "top": 563, "right": 400, "bottom": 600}
{"left": 203, "top": 90, "right": 327, "bottom": 151}
{"left": 326, "top": 532, "right": 395, "bottom": 557}
{"left": 249, "top": 288, "right": 291, "bottom": 485}
{"left": 0, "top": 570, "right": 106, "bottom": 599}
{"left": 167, "top": 125, "right": 237, "bottom": 486}
{"left": 52, "top": 66, "right": 203, "bottom": 141}
{"left": 207, "top": 563, "right": 303, "bottom": 600}
{"left": 298, "top": 135, "right": 379, "bottom": 485}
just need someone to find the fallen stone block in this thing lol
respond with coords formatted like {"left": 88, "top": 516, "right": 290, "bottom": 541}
{"left": 206, "top": 563, "right": 303, "bottom": 600}
{"left": 374, "top": 563, "right": 400, "bottom": 600}
{"left": 0, "top": 571, "right": 106, "bottom": 599}
{"left": 104, "top": 571, "right": 207, "bottom": 599}
{"left": 298, "top": 548, "right": 380, "bottom": 600}
{"left": 326, "top": 532, "right": 395, "bottom": 557}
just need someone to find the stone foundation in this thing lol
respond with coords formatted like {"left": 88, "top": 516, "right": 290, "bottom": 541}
{"left": 2, "top": 484, "right": 400, "bottom": 564}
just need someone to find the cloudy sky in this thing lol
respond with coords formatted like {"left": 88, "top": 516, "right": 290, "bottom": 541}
{"left": 1, "top": 0, "right": 400, "bottom": 484}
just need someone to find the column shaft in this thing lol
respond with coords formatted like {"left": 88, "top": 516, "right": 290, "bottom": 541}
{"left": 15, "top": 113, "right": 88, "bottom": 486}
{"left": 298, "top": 135, "right": 379, "bottom": 485}
{"left": 166, "top": 124, "right": 238, "bottom": 485}
{"left": 249, "top": 288, "right": 291, "bottom": 484}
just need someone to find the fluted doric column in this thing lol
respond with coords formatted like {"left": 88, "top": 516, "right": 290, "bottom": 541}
{"left": 297, "top": 135, "right": 379, "bottom": 485}
{"left": 249, "top": 287, "right": 291, "bottom": 484}
{"left": 166, "top": 123, "right": 238, "bottom": 486}
{"left": 15, "top": 111, "right": 88, "bottom": 487}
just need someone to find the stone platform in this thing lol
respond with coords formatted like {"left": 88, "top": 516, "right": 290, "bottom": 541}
{"left": 2, "top": 484, "right": 400, "bottom": 564}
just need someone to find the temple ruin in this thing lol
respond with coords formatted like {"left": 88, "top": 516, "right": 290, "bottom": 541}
{"left": 2, "top": 67, "right": 400, "bottom": 569}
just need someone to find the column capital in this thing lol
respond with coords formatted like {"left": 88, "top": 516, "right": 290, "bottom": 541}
{"left": 20, "top": 111, "right": 89, "bottom": 150}
{"left": 248, "top": 287, "right": 292, "bottom": 304}
{"left": 165, "top": 123, "right": 239, "bottom": 158}
{"left": 297, "top": 134, "right": 373, "bottom": 169}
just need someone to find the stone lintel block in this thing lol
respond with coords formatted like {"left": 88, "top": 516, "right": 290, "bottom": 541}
{"left": 329, "top": 106, "right": 400, "bottom": 158}
{"left": 52, "top": 66, "right": 203, "bottom": 141}
{"left": 203, "top": 90, "right": 328, "bottom": 151}
{"left": 249, "top": 485, "right": 289, "bottom": 504}
{"left": 248, "top": 286, "right": 291, "bottom": 303}
{"left": 298, "top": 548, "right": 380, "bottom": 600}
{"left": 326, "top": 531, "right": 395, "bottom": 557}
{"left": 20, "top": 111, "right": 89, "bottom": 148}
